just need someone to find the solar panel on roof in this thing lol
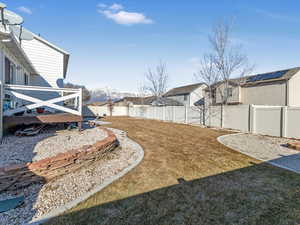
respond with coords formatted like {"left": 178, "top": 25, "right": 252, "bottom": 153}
{"left": 246, "top": 70, "right": 288, "bottom": 83}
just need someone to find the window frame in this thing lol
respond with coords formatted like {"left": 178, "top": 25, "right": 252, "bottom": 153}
{"left": 5, "top": 57, "right": 16, "bottom": 85}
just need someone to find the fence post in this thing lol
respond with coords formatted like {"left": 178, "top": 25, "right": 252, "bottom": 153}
{"left": 185, "top": 105, "right": 188, "bottom": 124}
{"left": 163, "top": 106, "right": 166, "bottom": 121}
{"left": 173, "top": 106, "right": 176, "bottom": 122}
{"left": 221, "top": 104, "right": 224, "bottom": 128}
{"left": 249, "top": 104, "right": 256, "bottom": 133}
{"left": 281, "top": 106, "right": 288, "bottom": 138}
{"left": 202, "top": 105, "right": 205, "bottom": 126}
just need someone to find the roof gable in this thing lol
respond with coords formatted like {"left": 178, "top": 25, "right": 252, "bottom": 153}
{"left": 208, "top": 67, "right": 300, "bottom": 90}
{"left": 164, "top": 83, "right": 205, "bottom": 97}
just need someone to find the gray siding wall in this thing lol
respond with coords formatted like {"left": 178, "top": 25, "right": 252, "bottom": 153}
{"left": 288, "top": 71, "right": 300, "bottom": 107}
{"left": 241, "top": 82, "right": 287, "bottom": 106}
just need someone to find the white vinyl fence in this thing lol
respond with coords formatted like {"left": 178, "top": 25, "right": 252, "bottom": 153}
{"left": 83, "top": 106, "right": 128, "bottom": 117}
{"left": 85, "top": 104, "right": 300, "bottom": 139}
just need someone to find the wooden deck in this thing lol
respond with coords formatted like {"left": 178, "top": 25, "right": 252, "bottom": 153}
{"left": 3, "top": 113, "right": 83, "bottom": 129}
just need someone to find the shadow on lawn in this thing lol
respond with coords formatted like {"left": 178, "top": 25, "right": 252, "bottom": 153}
{"left": 46, "top": 160, "right": 300, "bottom": 225}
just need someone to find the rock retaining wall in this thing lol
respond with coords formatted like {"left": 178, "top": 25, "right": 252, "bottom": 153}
{"left": 0, "top": 127, "right": 119, "bottom": 191}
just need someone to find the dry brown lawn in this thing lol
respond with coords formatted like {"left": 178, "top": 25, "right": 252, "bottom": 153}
{"left": 46, "top": 117, "right": 300, "bottom": 225}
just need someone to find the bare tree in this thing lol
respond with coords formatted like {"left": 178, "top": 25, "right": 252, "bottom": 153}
{"left": 194, "top": 54, "right": 220, "bottom": 106}
{"left": 144, "top": 61, "right": 168, "bottom": 98}
{"left": 194, "top": 54, "right": 220, "bottom": 125}
{"left": 209, "top": 19, "right": 253, "bottom": 104}
{"left": 105, "top": 87, "right": 114, "bottom": 116}
{"left": 194, "top": 19, "right": 253, "bottom": 126}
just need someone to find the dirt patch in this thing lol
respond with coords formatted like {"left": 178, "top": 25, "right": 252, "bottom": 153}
{"left": 46, "top": 117, "right": 300, "bottom": 225}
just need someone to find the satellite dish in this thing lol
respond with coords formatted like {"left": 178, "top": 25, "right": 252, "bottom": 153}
{"left": 10, "top": 25, "right": 34, "bottom": 41}
{"left": 0, "top": 3, "right": 6, "bottom": 9}
{"left": 3, "top": 9, "right": 23, "bottom": 25}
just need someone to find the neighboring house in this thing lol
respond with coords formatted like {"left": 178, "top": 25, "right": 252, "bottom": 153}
{"left": 206, "top": 67, "right": 300, "bottom": 106}
{"left": 114, "top": 96, "right": 183, "bottom": 106}
{"left": 163, "top": 83, "right": 207, "bottom": 106}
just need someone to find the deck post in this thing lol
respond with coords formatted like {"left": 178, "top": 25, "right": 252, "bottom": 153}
{"left": 0, "top": 49, "right": 4, "bottom": 141}
{"left": 79, "top": 88, "right": 83, "bottom": 116}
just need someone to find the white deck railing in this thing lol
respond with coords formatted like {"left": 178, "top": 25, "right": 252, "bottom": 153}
{"left": 3, "top": 84, "right": 82, "bottom": 116}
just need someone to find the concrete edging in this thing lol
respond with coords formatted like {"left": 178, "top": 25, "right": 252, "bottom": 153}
{"left": 217, "top": 133, "right": 300, "bottom": 174}
{"left": 29, "top": 128, "right": 145, "bottom": 225}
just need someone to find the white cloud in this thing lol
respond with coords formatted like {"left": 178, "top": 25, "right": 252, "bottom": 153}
{"left": 17, "top": 6, "right": 32, "bottom": 15}
{"left": 100, "top": 10, "right": 153, "bottom": 25}
{"left": 97, "top": 3, "right": 153, "bottom": 25}
{"left": 97, "top": 3, "right": 107, "bottom": 8}
{"left": 109, "top": 3, "right": 123, "bottom": 10}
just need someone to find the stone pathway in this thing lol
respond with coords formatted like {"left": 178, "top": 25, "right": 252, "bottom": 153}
{"left": 218, "top": 133, "right": 300, "bottom": 173}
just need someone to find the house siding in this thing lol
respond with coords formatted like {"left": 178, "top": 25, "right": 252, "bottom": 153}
{"left": 288, "top": 71, "right": 300, "bottom": 107}
{"left": 21, "top": 38, "right": 64, "bottom": 87}
{"left": 190, "top": 85, "right": 205, "bottom": 106}
{"left": 215, "top": 83, "right": 241, "bottom": 104}
{"left": 166, "top": 85, "right": 206, "bottom": 106}
{"left": 0, "top": 42, "right": 31, "bottom": 107}
{"left": 21, "top": 37, "right": 65, "bottom": 101}
{"left": 167, "top": 95, "right": 190, "bottom": 106}
{"left": 1, "top": 43, "right": 31, "bottom": 85}
{"left": 241, "top": 81, "right": 286, "bottom": 106}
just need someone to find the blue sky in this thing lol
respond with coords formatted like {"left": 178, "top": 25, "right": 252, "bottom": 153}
{"left": 4, "top": 0, "right": 300, "bottom": 92}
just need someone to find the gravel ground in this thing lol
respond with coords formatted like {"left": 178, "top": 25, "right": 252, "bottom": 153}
{"left": 0, "top": 128, "right": 142, "bottom": 225}
{"left": 218, "top": 133, "right": 300, "bottom": 173}
{"left": 0, "top": 126, "right": 107, "bottom": 167}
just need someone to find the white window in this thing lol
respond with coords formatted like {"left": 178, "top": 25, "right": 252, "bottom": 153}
{"left": 5, "top": 57, "right": 16, "bottom": 84}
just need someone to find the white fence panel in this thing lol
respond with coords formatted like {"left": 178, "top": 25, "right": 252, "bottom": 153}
{"left": 127, "top": 104, "right": 300, "bottom": 139}
{"left": 206, "top": 106, "right": 222, "bottom": 127}
{"left": 174, "top": 106, "right": 185, "bottom": 123}
{"left": 187, "top": 107, "right": 202, "bottom": 124}
{"left": 284, "top": 107, "right": 300, "bottom": 139}
{"left": 165, "top": 106, "right": 174, "bottom": 121}
{"left": 129, "top": 106, "right": 136, "bottom": 117}
{"left": 253, "top": 106, "right": 282, "bottom": 137}
{"left": 111, "top": 106, "right": 128, "bottom": 116}
{"left": 156, "top": 107, "right": 164, "bottom": 120}
{"left": 145, "top": 107, "right": 154, "bottom": 119}
{"left": 223, "top": 105, "right": 249, "bottom": 132}
{"left": 136, "top": 106, "right": 148, "bottom": 118}
{"left": 85, "top": 106, "right": 129, "bottom": 117}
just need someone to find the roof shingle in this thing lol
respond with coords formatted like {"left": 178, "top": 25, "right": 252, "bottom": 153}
{"left": 164, "top": 83, "right": 205, "bottom": 97}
